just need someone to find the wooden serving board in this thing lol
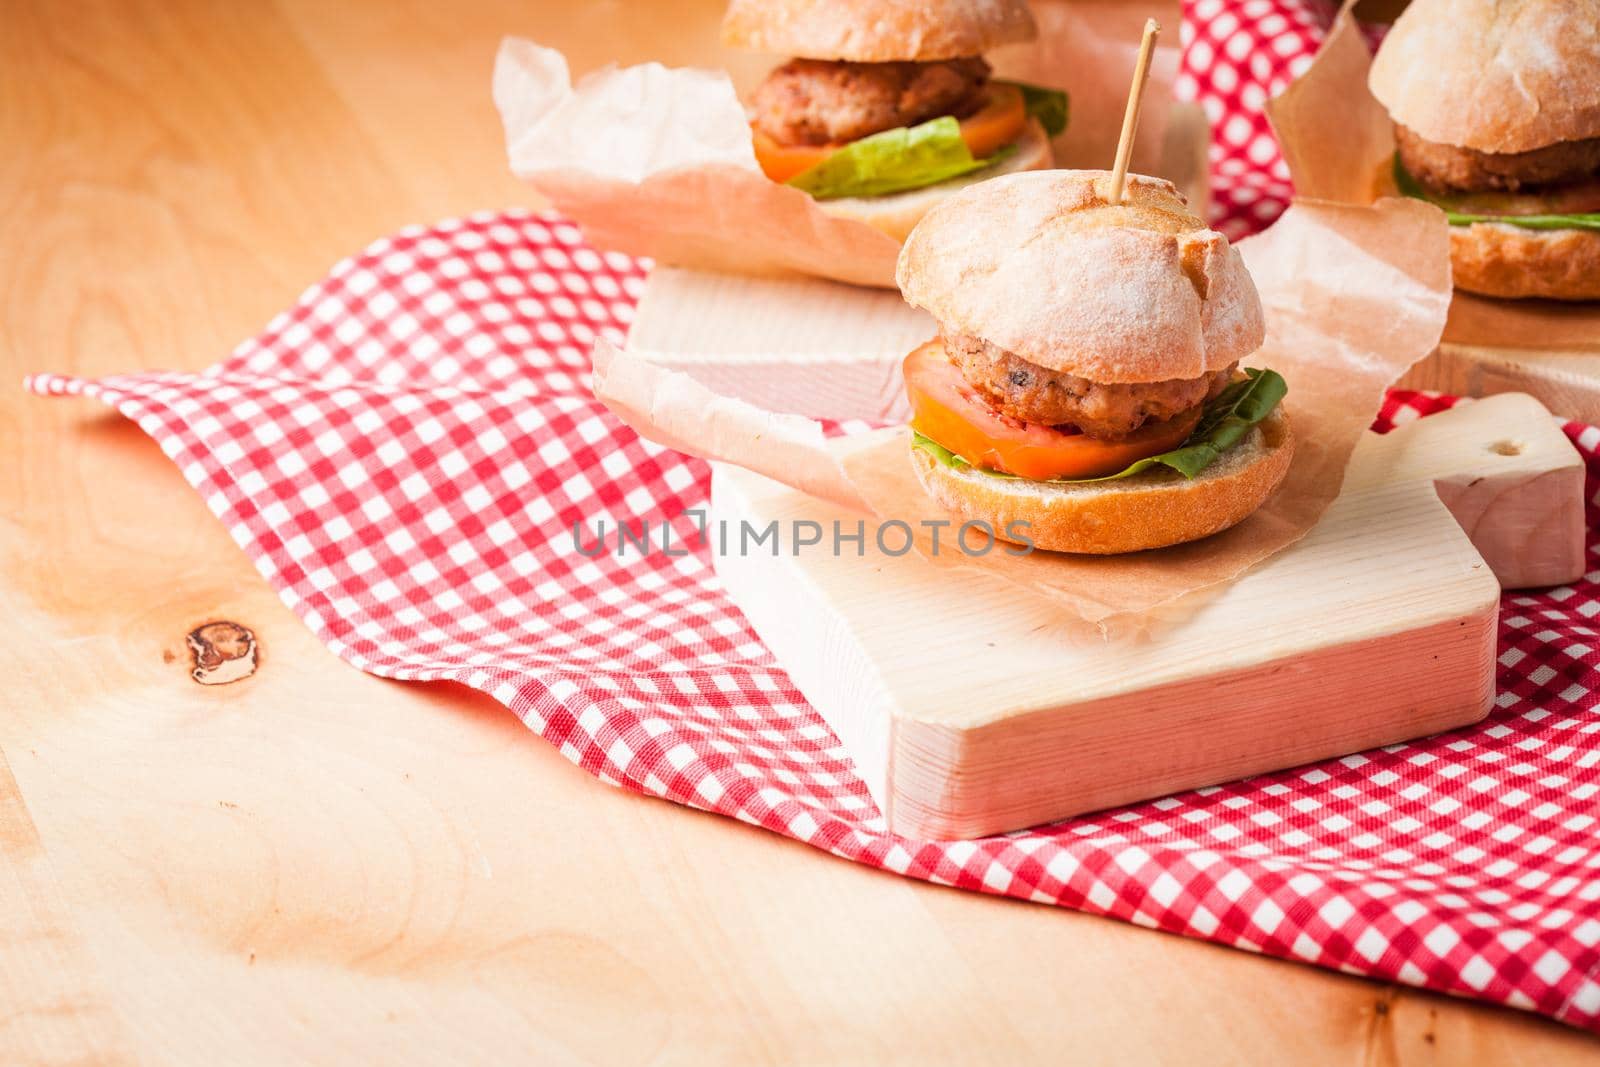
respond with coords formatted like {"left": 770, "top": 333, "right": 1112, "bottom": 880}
{"left": 710, "top": 393, "right": 1586, "bottom": 839}
{"left": 1405, "top": 348, "right": 1600, "bottom": 426}
{"left": 627, "top": 103, "right": 1211, "bottom": 422}
{"left": 1396, "top": 293, "right": 1600, "bottom": 423}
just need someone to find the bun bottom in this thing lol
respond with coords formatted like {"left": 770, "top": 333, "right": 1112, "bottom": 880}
{"left": 814, "top": 118, "right": 1054, "bottom": 244}
{"left": 1451, "top": 222, "right": 1600, "bottom": 301}
{"left": 909, "top": 408, "right": 1295, "bottom": 554}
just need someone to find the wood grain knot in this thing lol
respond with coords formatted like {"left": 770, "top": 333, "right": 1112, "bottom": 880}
{"left": 185, "top": 621, "right": 258, "bottom": 685}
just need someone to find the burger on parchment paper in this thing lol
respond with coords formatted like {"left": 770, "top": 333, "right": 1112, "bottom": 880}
{"left": 725, "top": 0, "right": 1068, "bottom": 240}
{"left": 896, "top": 169, "right": 1293, "bottom": 554}
{"left": 1371, "top": 0, "right": 1600, "bottom": 301}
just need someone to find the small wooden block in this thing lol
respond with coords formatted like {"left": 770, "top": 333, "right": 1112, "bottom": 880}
{"left": 710, "top": 394, "right": 1585, "bottom": 838}
{"left": 1342, "top": 392, "right": 1587, "bottom": 590}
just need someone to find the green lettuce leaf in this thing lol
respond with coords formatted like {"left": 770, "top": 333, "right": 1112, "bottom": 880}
{"left": 1393, "top": 156, "right": 1600, "bottom": 232}
{"left": 787, "top": 116, "right": 1001, "bottom": 200}
{"left": 785, "top": 81, "right": 1070, "bottom": 201}
{"left": 1015, "top": 83, "right": 1070, "bottom": 137}
{"left": 911, "top": 368, "right": 1288, "bottom": 484}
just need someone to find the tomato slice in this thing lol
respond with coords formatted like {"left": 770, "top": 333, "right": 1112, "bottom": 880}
{"left": 752, "top": 82, "right": 1028, "bottom": 184}
{"left": 904, "top": 341, "right": 1203, "bottom": 481}
{"left": 949, "top": 81, "right": 1029, "bottom": 160}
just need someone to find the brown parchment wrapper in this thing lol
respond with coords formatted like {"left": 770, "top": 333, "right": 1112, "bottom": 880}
{"left": 493, "top": 3, "right": 1178, "bottom": 290}
{"left": 592, "top": 196, "right": 1452, "bottom": 625}
{"left": 1265, "top": 1, "right": 1600, "bottom": 350}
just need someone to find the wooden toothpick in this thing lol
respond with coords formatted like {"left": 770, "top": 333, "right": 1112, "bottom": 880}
{"left": 1107, "top": 18, "right": 1161, "bottom": 204}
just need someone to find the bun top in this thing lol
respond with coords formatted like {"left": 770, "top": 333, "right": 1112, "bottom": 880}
{"left": 896, "top": 171, "right": 1265, "bottom": 385}
{"left": 721, "top": 0, "right": 1036, "bottom": 62}
{"left": 1369, "top": 0, "right": 1600, "bottom": 153}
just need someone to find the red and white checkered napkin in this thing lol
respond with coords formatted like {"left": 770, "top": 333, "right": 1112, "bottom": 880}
{"left": 25, "top": 0, "right": 1600, "bottom": 1032}
{"left": 29, "top": 212, "right": 1600, "bottom": 1032}
{"left": 1176, "top": 0, "right": 1330, "bottom": 238}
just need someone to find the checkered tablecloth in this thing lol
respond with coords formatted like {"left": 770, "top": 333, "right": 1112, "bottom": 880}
{"left": 1176, "top": 0, "right": 1328, "bottom": 238}
{"left": 26, "top": 0, "right": 1600, "bottom": 1032}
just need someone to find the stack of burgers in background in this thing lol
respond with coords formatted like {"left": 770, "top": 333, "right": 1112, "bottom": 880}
{"left": 1370, "top": 0, "right": 1600, "bottom": 301}
{"left": 726, "top": 0, "right": 1067, "bottom": 239}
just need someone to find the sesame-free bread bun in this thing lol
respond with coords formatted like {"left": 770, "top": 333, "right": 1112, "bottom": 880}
{"left": 897, "top": 170, "right": 1265, "bottom": 385}
{"left": 721, "top": 0, "right": 1036, "bottom": 62}
{"left": 1449, "top": 222, "right": 1600, "bottom": 301}
{"left": 1369, "top": 0, "right": 1600, "bottom": 154}
{"left": 910, "top": 404, "right": 1295, "bottom": 554}
{"left": 815, "top": 118, "right": 1052, "bottom": 243}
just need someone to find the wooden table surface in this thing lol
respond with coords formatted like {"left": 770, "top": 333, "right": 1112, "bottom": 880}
{"left": 5, "top": 2, "right": 1598, "bottom": 1063}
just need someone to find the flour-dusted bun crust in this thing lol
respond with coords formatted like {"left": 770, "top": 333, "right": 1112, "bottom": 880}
{"left": 896, "top": 170, "right": 1265, "bottom": 385}
{"left": 721, "top": 0, "right": 1036, "bottom": 61}
{"left": 1449, "top": 223, "right": 1600, "bottom": 302}
{"left": 813, "top": 119, "right": 1052, "bottom": 243}
{"left": 1369, "top": 0, "right": 1600, "bottom": 154}
{"left": 910, "top": 407, "right": 1295, "bottom": 555}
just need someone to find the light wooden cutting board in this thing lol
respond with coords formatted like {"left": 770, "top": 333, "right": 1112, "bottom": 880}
{"left": 711, "top": 393, "right": 1585, "bottom": 838}
{"left": 1405, "top": 348, "right": 1600, "bottom": 426}
{"left": 1397, "top": 293, "right": 1600, "bottom": 423}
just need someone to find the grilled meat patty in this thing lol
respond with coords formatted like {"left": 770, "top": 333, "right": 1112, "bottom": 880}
{"left": 1397, "top": 124, "right": 1600, "bottom": 194}
{"left": 752, "top": 56, "right": 991, "bottom": 147}
{"left": 945, "top": 332, "right": 1236, "bottom": 440}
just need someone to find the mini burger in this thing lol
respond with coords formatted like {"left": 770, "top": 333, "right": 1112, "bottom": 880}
{"left": 896, "top": 170, "right": 1293, "bottom": 555}
{"left": 722, "top": 0, "right": 1067, "bottom": 241}
{"left": 1370, "top": 0, "right": 1600, "bottom": 301}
